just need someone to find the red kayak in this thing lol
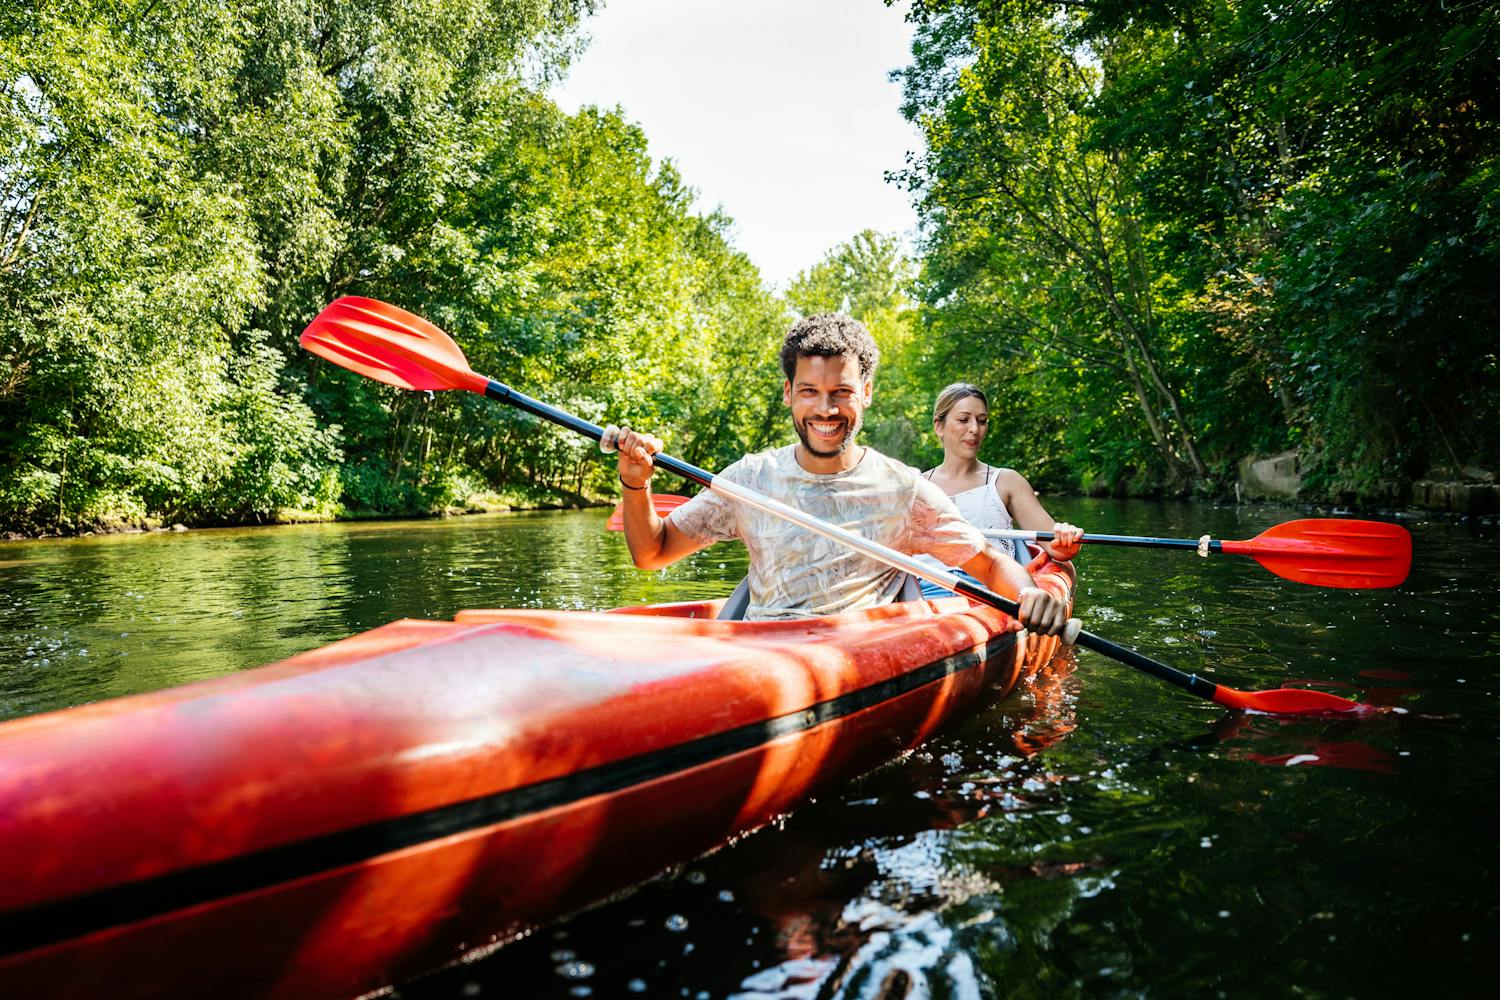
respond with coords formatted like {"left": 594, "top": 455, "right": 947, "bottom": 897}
{"left": 0, "top": 562, "right": 1072, "bottom": 998}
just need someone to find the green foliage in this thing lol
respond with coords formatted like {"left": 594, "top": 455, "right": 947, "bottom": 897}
{"left": 787, "top": 230, "right": 910, "bottom": 319}
{"left": 8, "top": 0, "right": 1489, "bottom": 529}
{"left": 1, "top": 0, "right": 269, "bottom": 530}
{"left": 1, "top": 0, "right": 794, "bottom": 532}
{"left": 208, "top": 336, "right": 344, "bottom": 517}
{"left": 367, "top": 99, "right": 791, "bottom": 501}
{"left": 898, "top": 0, "right": 1500, "bottom": 500}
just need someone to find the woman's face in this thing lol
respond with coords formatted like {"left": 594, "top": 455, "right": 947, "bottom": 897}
{"left": 936, "top": 395, "right": 989, "bottom": 459}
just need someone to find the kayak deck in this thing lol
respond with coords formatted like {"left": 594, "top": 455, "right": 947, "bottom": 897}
{"left": 0, "top": 569, "right": 1072, "bottom": 999}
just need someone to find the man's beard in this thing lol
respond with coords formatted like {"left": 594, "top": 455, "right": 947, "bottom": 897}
{"left": 795, "top": 414, "right": 859, "bottom": 458}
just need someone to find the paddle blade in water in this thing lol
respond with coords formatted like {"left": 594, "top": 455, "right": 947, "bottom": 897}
{"left": 1211, "top": 684, "right": 1382, "bottom": 716}
{"left": 301, "top": 296, "right": 489, "bottom": 394}
{"left": 1224, "top": 518, "right": 1412, "bottom": 589}
{"left": 606, "top": 494, "right": 693, "bottom": 530}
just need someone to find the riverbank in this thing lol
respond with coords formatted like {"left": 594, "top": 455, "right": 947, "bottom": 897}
{"left": 6, "top": 487, "right": 1496, "bottom": 543}
{"left": 1066, "top": 461, "right": 1499, "bottom": 518}
{"left": 0, "top": 488, "right": 609, "bottom": 541}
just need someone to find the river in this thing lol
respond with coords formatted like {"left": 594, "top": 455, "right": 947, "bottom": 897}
{"left": 1, "top": 498, "right": 1494, "bottom": 996}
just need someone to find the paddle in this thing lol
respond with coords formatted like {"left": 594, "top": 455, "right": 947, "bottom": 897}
{"left": 301, "top": 296, "right": 1376, "bottom": 717}
{"left": 609, "top": 498, "right": 1411, "bottom": 588}
{"left": 983, "top": 522, "right": 1410, "bottom": 589}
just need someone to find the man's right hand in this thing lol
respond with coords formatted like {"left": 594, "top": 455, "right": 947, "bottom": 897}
{"left": 1016, "top": 585, "right": 1069, "bottom": 636}
{"left": 616, "top": 427, "right": 664, "bottom": 490}
{"left": 613, "top": 427, "right": 710, "bottom": 572}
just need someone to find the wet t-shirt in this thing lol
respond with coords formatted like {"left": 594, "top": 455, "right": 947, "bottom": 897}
{"left": 668, "top": 445, "right": 984, "bottom": 620}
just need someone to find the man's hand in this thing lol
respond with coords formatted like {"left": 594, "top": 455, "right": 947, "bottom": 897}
{"left": 963, "top": 545, "right": 1071, "bottom": 636}
{"left": 616, "top": 427, "right": 664, "bottom": 490}
{"left": 1016, "top": 585, "right": 1069, "bottom": 636}
{"left": 610, "top": 426, "right": 710, "bottom": 571}
{"left": 1044, "top": 522, "right": 1084, "bottom": 561}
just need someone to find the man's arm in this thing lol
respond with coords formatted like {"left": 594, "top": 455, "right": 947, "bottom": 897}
{"left": 615, "top": 428, "right": 711, "bottom": 570}
{"left": 960, "top": 543, "right": 1070, "bottom": 636}
{"left": 909, "top": 475, "right": 1069, "bottom": 636}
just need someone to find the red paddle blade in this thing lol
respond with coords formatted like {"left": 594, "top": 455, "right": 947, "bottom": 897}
{"left": 606, "top": 494, "right": 693, "bottom": 530}
{"left": 1223, "top": 518, "right": 1412, "bottom": 589}
{"left": 1212, "top": 685, "right": 1383, "bottom": 716}
{"left": 300, "top": 296, "right": 489, "bottom": 394}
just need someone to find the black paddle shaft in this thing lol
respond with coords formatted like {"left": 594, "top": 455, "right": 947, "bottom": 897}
{"left": 486, "top": 377, "right": 1028, "bottom": 616}
{"left": 950, "top": 579, "right": 1220, "bottom": 701}
{"left": 484, "top": 379, "right": 714, "bottom": 490}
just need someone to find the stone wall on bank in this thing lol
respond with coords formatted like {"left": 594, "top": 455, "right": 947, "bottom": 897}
{"left": 1238, "top": 449, "right": 1302, "bottom": 500}
{"left": 1234, "top": 449, "right": 1498, "bottom": 513}
{"left": 1411, "top": 468, "right": 1499, "bottom": 515}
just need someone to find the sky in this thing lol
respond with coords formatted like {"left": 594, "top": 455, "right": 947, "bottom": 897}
{"left": 551, "top": 0, "right": 923, "bottom": 289}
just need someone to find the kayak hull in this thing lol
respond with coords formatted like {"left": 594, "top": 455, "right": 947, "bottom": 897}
{"left": 0, "top": 571, "right": 1071, "bottom": 998}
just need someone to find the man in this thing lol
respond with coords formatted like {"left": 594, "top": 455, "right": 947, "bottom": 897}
{"left": 613, "top": 314, "right": 1069, "bottom": 633}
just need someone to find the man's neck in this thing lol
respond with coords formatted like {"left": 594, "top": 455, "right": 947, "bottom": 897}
{"left": 794, "top": 443, "right": 866, "bottom": 475}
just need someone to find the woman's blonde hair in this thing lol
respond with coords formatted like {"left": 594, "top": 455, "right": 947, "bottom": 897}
{"left": 932, "top": 382, "right": 989, "bottom": 426}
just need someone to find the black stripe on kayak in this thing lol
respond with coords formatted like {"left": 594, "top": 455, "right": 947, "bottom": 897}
{"left": 0, "top": 629, "right": 1020, "bottom": 956}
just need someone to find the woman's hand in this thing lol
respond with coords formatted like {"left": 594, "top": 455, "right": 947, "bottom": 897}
{"left": 1044, "top": 522, "right": 1083, "bottom": 561}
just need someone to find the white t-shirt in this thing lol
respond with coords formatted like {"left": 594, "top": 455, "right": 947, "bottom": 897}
{"left": 668, "top": 445, "right": 985, "bottom": 620}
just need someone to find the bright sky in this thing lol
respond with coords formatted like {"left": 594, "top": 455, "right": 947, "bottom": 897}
{"left": 551, "top": 0, "right": 922, "bottom": 289}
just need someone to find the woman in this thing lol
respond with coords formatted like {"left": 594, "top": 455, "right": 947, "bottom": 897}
{"left": 918, "top": 383, "right": 1083, "bottom": 597}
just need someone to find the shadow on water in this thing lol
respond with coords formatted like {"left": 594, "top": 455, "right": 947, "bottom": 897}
{"left": 1, "top": 500, "right": 1496, "bottom": 995}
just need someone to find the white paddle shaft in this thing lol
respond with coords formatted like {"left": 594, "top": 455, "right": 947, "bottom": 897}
{"left": 709, "top": 478, "right": 1081, "bottom": 640}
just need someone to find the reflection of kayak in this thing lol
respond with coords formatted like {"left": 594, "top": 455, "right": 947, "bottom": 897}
{"left": 0, "top": 558, "right": 1072, "bottom": 999}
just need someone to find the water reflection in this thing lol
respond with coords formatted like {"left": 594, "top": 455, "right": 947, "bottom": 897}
{"left": 0, "top": 511, "right": 747, "bottom": 721}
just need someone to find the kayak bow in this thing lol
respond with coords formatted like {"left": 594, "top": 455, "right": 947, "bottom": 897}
{"left": 0, "top": 571, "right": 1072, "bottom": 998}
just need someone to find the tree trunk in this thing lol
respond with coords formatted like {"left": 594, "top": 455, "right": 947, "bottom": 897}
{"left": 391, "top": 399, "right": 419, "bottom": 488}
{"left": 1123, "top": 324, "right": 1210, "bottom": 479}
{"left": 1091, "top": 258, "right": 1209, "bottom": 478}
{"left": 1117, "top": 339, "right": 1193, "bottom": 480}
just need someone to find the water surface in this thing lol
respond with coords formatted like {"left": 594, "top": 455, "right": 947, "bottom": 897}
{"left": 0, "top": 499, "right": 1493, "bottom": 996}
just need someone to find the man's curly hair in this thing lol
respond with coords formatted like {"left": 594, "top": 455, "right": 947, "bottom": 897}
{"left": 779, "top": 314, "right": 880, "bottom": 383}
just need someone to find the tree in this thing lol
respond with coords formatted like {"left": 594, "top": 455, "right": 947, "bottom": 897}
{"left": 2, "top": 0, "right": 779, "bottom": 531}
{"left": 898, "top": 3, "right": 1211, "bottom": 486}
{"left": 895, "top": 0, "right": 1500, "bottom": 499}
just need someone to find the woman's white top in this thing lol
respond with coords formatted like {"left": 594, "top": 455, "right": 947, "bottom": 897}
{"left": 912, "top": 465, "right": 1015, "bottom": 576}
{"left": 926, "top": 465, "right": 1014, "bottom": 531}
